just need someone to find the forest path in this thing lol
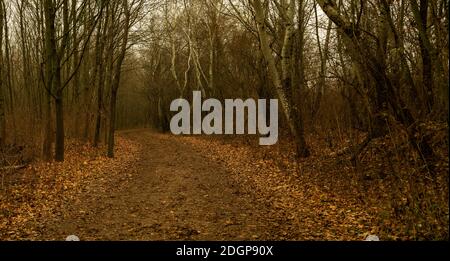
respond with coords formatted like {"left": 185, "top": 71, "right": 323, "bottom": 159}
{"left": 42, "top": 130, "right": 279, "bottom": 240}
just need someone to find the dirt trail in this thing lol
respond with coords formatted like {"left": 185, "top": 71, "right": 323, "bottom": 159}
{"left": 41, "top": 130, "right": 278, "bottom": 240}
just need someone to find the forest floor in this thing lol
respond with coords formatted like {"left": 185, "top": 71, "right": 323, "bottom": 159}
{"left": 0, "top": 129, "right": 447, "bottom": 240}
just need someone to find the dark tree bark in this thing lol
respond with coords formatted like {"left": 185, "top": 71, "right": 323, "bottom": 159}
{"left": 0, "top": 0, "right": 5, "bottom": 147}
{"left": 107, "top": 0, "right": 130, "bottom": 158}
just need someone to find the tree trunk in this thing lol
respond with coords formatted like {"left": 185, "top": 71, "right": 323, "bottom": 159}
{"left": 251, "top": 0, "right": 309, "bottom": 157}
{"left": 94, "top": 11, "right": 107, "bottom": 147}
{"left": 55, "top": 91, "right": 65, "bottom": 162}
{"left": 71, "top": 0, "right": 80, "bottom": 137}
{"left": 417, "top": 0, "right": 434, "bottom": 113}
{"left": 107, "top": 0, "right": 130, "bottom": 158}
{"left": 291, "top": 0, "right": 310, "bottom": 157}
{"left": 43, "top": 86, "right": 53, "bottom": 161}
{"left": 107, "top": 89, "right": 117, "bottom": 157}
{"left": 0, "top": 0, "right": 5, "bottom": 147}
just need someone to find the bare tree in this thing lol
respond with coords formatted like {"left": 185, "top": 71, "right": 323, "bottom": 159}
{"left": 251, "top": 0, "right": 310, "bottom": 157}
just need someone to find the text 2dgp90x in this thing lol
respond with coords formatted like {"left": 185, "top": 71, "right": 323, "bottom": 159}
{"left": 220, "top": 246, "right": 273, "bottom": 256}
